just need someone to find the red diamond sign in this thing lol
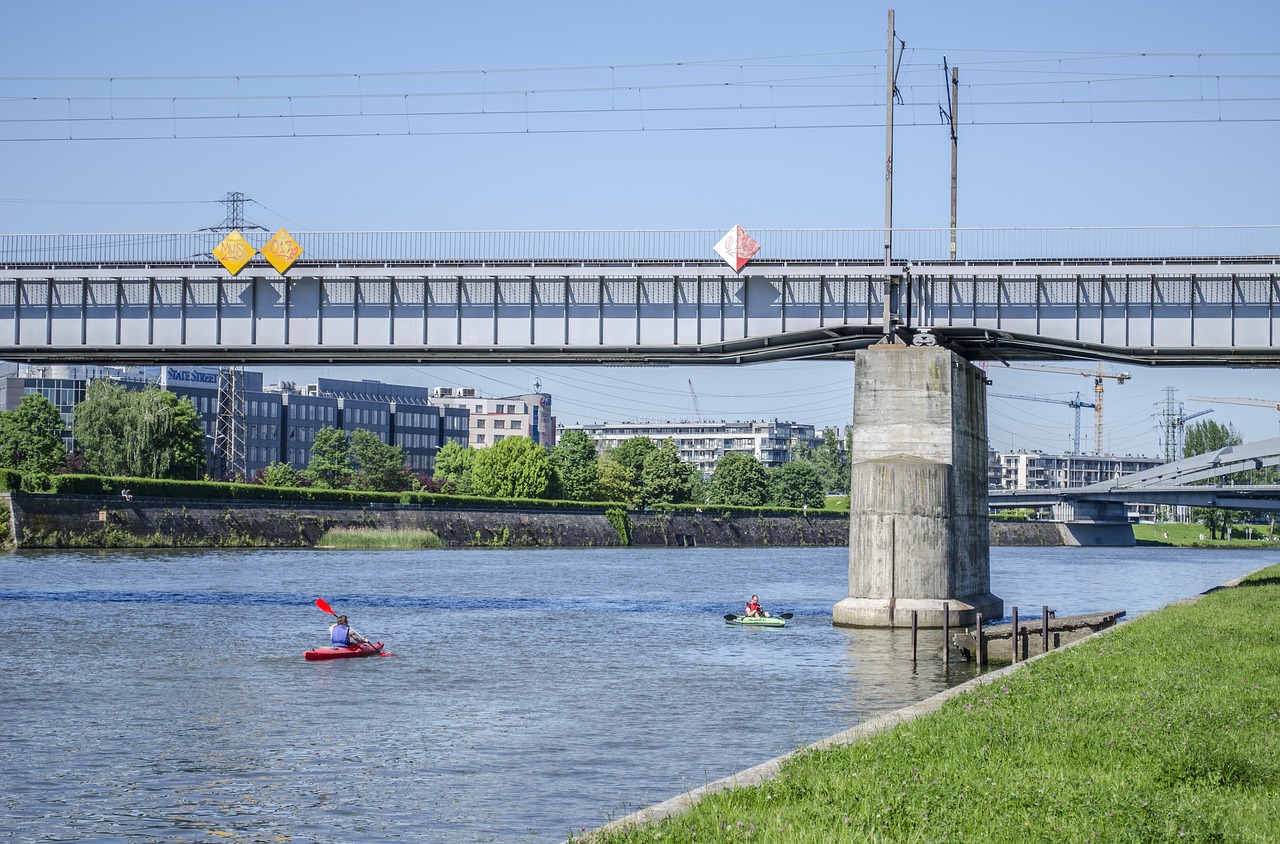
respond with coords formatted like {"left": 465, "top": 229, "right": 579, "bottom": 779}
{"left": 714, "top": 225, "right": 760, "bottom": 273}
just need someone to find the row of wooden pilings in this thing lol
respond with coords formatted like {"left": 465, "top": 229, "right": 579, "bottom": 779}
{"left": 912, "top": 603, "right": 1056, "bottom": 666}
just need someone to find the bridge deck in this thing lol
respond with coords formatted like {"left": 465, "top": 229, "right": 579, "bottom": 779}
{"left": 2, "top": 230, "right": 1278, "bottom": 365}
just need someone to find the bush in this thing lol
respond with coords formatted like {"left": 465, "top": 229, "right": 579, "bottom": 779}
{"left": 0, "top": 469, "right": 22, "bottom": 492}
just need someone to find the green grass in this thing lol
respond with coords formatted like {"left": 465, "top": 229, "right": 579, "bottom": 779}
{"left": 316, "top": 527, "right": 444, "bottom": 549}
{"left": 1133, "top": 521, "right": 1277, "bottom": 547}
{"left": 573, "top": 565, "right": 1280, "bottom": 843}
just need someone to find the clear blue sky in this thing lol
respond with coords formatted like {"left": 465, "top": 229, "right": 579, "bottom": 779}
{"left": 3, "top": 1, "right": 1278, "bottom": 454}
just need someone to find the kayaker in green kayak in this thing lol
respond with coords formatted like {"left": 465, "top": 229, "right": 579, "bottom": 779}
{"left": 744, "top": 595, "right": 771, "bottom": 618}
{"left": 329, "top": 615, "right": 371, "bottom": 648}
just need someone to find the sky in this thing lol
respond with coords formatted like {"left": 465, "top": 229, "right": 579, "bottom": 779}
{"left": 3, "top": 0, "right": 1279, "bottom": 455}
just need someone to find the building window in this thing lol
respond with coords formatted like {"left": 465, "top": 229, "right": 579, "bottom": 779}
{"left": 510, "top": 420, "right": 522, "bottom": 430}
{"left": 476, "top": 434, "right": 485, "bottom": 444}
{"left": 494, "top": 419, "right": 505, "bottom": 429}
{"left": 475, "top": 419, "right": 486, "bottom": 428}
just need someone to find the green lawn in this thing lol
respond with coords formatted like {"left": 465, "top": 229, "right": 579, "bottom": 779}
{"left": 573, "top": 565, "right": 1280, "bottom": 843}
{"left": 1133, "top": 521, "right": 1277, "bottom": 547}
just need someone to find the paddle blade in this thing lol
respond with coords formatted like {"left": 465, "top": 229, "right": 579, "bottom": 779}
{"left": 316, "top": 598, "right": 336, "bottom": 616}
{"left": 723, "top": 614, "right": 739, "bottom": 621}
{"left": 779, "top": 613, "right": 794, "bottom": 619}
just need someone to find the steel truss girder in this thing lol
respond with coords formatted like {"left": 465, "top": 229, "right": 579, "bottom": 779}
{"left": 1, "top": 261, "right": 1277, "bottom": 366}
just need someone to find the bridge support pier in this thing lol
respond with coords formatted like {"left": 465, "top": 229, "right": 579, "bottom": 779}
{"left": 833, "top": 346, "right": 1003, "bottom": 628}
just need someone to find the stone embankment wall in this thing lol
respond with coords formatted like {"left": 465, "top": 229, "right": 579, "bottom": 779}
{"left": 0, "top": 493, "right": 1089, "bottom": 550}
{"left": 0, "top": 493, "right": 849, "bottom": 549}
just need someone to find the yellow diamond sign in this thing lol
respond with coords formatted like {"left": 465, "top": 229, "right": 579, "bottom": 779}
{"left": 261, "top": 228, "right": 304, "bottom": 275}
{"left": 212, "top": 229, "right": 256, "bottom": 275}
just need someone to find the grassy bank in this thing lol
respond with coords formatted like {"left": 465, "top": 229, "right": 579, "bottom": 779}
{"left": 1134, "top": 521, "right": 1278, "bottom": 548}
{"left": 573, "top": 565, "right": 1280, "bottom": 843}
{"left": 317, "top": 527, "right": 444, "bottom": 549}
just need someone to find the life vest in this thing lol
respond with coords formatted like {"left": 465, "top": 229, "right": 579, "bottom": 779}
{"left": 330, "top": 624, "right": 351, "bottom": 646}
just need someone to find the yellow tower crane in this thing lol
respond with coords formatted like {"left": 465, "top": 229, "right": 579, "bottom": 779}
{"left": 1187, "top": 395, "right": 1280, "bottom": 437}
{"left": 1004, "top": 362, "right": 1131, "bottom": 455}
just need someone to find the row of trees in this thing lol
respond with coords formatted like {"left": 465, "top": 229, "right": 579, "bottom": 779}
{"left": 0, "top": 381, "right": 207, "bottom": 482}
{"left": 433, "top": 430, "right": 837, "bottom": 509}
{"left": 0, "top": 384, "right": 850, "bottom": 508}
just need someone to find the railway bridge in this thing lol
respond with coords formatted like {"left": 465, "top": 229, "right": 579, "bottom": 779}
{"left": 3, "top": 225, "right": 1278, "bottom": 627}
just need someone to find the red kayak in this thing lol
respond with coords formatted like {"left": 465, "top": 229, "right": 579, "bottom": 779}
{"left": 304, "top": 642, "right": 385, "bottom": 661}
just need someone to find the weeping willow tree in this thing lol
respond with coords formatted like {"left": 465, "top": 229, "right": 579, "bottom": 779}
{"left": 73, "top": 380, "right": 206, "bottom": 480}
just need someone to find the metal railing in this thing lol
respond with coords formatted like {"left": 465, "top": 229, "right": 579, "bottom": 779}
{"left": 1, "top": 226, "right": 1277, "bottom": 266}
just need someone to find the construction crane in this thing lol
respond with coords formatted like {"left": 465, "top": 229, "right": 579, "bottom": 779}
{"left": 988, "top": 391, "right": 1095, "bottom": 455}
{"left": 1005, "top": 362, "right": 1131, "bottom": 455}
{"left": 687, "top": 379, "right": 704, "bottom": 422}
{"left": 1188, "top": 395, "right": 1280, "bottom": 437}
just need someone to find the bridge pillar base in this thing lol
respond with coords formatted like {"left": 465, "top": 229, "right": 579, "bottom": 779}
{"left": 833, "top": 594, "right": 1004, "bottom": 629}
{"left": 835, "top": 346, "right": 1001, "bottom": 630}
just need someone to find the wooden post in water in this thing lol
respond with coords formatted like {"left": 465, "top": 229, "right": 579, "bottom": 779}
{"left": 1042, "top": 605, "right": 1050, "bottom": 654}
{"left": 976, "top": 613, "right": 986, "bottom": 667}
{"left": 1010, "top": 606, "right": 1018, "bottom": 663}
{"left": 942, "top": 601, "right": 950, "bottom": 662}
{"left": 911, "top": 610, "right": 918, "bottom": 662}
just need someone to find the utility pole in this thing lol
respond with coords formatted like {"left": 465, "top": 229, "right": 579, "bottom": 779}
{"left": 947, "top": 62, "right": 959, "bottom": 260}
{"left": 883, "top": 9, "right": 896, "bottom": 270}
{"left": 880, "top": 10, "right": 906, "bottom": 344}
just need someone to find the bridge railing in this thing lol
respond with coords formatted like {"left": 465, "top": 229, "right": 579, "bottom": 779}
{"left": 1, "top": 226, "right": 1277, "bottom": 266}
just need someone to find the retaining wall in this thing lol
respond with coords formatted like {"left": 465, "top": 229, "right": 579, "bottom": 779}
{"left": 0, "top": 493, "right": 848, "bottom": 549}
{"left": 0, "top": 493, "right": 1103, "bottom": 550}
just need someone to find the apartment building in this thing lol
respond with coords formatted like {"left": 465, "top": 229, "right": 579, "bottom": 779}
{"left": 429, "top": 387, "right": 556, "bottom": 450}
{"left": 562, "top": 419, "right": 818, "bottom": 477}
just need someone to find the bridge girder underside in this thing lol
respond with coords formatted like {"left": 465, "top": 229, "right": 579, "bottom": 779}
{"left": 2, "top": 260, "right": 1279, "bottom": 366}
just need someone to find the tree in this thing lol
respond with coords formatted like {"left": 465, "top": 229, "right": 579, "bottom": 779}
{"left": 73, "top": 380, "right": 205, "bottom": 479}
{"left": 304, "top": 426, "right": 353, "bottom": 488}
{"left": 1184, "top": 419, "right": 1243, "bottom": 540}
{"left": 349, "top": 428, "right": 410, "bottom": 491}
{"left": 471, "top": 436, "right": 554, "bottom": 499}
{"left": 707, "top": 451, "right": 769, "bottom": 507}
{"left": 72, "top": 380, "right": 133, "bottom": 477}
{"left": 128, "top": 389, "right": 205, "bottom": 480}
{"left": 1183, "top": 419, "right": 1243, "bottom": 459}
{"left": 551, "top": 430, "right": 600, "bottom": 501}
{"left": 597, "top": 455, "right": 639, "bottom": 505}
{"left": 602, "top": 436, "right": 657, "bottom": 503}
{"left": 257, "top": 461, "right": 303, "bottom": 487}
{"left": 768, "top": 460, "right": 826, "bottom": 509}
{"left": 432, "top": 440, "right": 475, "bottom": 494}
{"left": 639, "top": 439, "right": 697, "bottom": 505}
{"left": 611, "top": 436, "right": 657, "bottom": 476}
{"left": 807, "top": 427, "right": 851, "bottom": 494}
{"left": 0, "top": 393, "right": 67, "bottom": 479}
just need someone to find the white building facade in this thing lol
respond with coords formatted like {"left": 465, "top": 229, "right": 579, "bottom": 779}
{"left": 994, "top": 450, "right": 1165, "bottom": 521}
{"left": 429, "top": 387, "right": 556, "bottom": 451}
{"left": 562, "top": 420, "right": 818, "bottom": 477}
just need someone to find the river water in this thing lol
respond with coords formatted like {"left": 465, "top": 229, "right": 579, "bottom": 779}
{"left": 1, "top": 545, "right": 1273, "bottom": 843}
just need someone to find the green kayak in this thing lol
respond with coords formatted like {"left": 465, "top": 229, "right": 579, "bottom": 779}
{"left": 724, "top": 614, "right": 787, "bottom": 628}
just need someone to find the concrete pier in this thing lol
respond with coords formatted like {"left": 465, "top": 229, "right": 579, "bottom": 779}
{"left": 834, "top": 345, "right": 1003, "bottom": 628}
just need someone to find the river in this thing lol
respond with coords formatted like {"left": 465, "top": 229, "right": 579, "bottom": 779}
{"left": 1, "top": 545, "right": 1273, "bottom": 843}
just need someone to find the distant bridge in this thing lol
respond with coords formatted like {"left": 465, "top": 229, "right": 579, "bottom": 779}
{"left": 1, "top": 226, "right": 1278, "bottom": 366}
{"left": 989, "top": 437, "right": 1280, "bottom": 515}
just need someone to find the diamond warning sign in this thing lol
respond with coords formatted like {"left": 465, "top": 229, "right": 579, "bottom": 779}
{"left": 714, "top": 225, "right": 760, "bottom": 273}
{"left": 261, "top": 229, "right": 303, "bottom": 275}
{"left": 212, "top": 230, "right": 256, "bottom": 276}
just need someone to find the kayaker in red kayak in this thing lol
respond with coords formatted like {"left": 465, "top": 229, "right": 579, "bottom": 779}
{"left": 329, "top": 615, "right": 370, "bottom": 648}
